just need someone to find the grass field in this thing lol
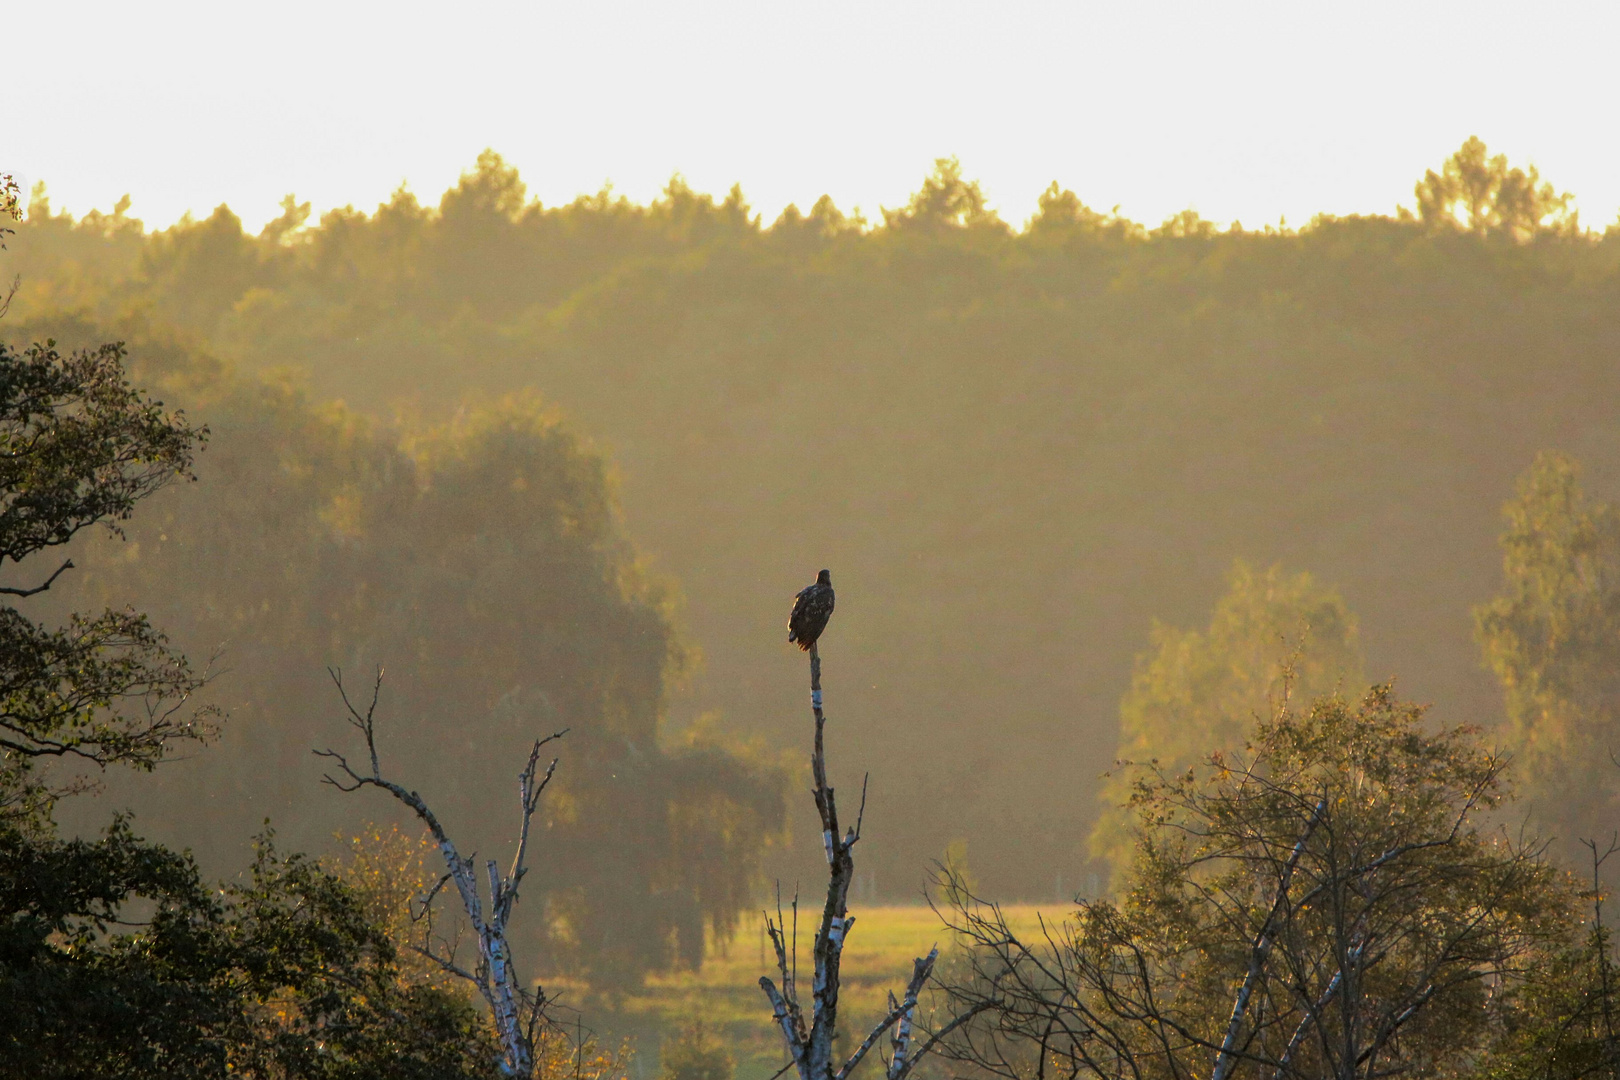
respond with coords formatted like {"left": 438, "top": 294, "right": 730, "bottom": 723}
{"left": 598, "top": 904, "right": 1065, "bottom": 1080}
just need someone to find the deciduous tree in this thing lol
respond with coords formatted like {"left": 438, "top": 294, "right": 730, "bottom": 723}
{"left": 941, "top": 687, "right": 1564, "bottom": 1080}
{"left": 0, "top": 335, "right": 208, "bottom": 823}
{"left": 1476, "top": 451, "right": 1620, "bottom": 850}
{"left": 1091, "top": 563, "right": 1363, "bottom": 880}
{"left": 1412, "top": 136, "right": 1576, "bottom": 240}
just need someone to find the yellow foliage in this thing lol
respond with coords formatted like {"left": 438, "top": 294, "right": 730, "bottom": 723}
{"left": 1476, "top": 451, "right": 1620, "bottom": 850}
{"left": 1090, "top": 562, "right": 1364, "bottom": 881}
{"left": 326, "top": 822, "right": 465, "bottom": 993}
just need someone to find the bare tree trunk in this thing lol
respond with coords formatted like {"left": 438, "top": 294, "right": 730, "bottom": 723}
{"left": 315, "top": 668, "right": 562, "bottom": 1079}
{"left": 760, "top": 643, "right": 978, "bottom": 1080}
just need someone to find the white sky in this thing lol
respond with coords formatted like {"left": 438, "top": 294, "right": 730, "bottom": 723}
{"left": 7, "top": 0, "right": 1619, "bottom": 233}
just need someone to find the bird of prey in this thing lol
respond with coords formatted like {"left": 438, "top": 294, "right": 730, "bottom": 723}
{"left": 788, "top": 569, "right": 835, "bottom": 651}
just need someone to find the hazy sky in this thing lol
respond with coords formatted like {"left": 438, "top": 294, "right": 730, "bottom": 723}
{"left": 9, "top": 0, "right": 1619, "bottom": 233}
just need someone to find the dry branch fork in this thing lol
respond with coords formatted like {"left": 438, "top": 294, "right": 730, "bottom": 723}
{"left": 315, "top": 667, "right": 564, "bottom": 1079}
{"left": 760, "top": 643, "right": 978, "bottom": 1080}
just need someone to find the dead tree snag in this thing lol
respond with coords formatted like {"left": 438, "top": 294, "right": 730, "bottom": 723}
{"left": 759, "top": 642, "right": 983, "bottom": 1080}
{"left": 315, "top": 667, "right": 564, "bottom": 1078}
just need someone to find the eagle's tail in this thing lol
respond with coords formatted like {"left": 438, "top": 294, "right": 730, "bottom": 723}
{"left": 795, "top": 638, "right": 812, "bottom": 652}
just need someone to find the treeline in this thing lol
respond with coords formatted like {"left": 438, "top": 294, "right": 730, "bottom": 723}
{"left": 11, "top": 145, "right": 1620, "bottom": 1079}
{"left": 8, "top": 137, "right": 1620, "bottom": 905}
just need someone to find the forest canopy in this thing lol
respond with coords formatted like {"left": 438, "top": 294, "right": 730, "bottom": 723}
{"left": 7, "top": 137, "right": 1620, "bottom": 910}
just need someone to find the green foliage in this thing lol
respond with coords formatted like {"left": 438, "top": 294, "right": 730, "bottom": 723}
{"left": 0, "top": 171, "right": 18, "bottom": 253}
{"left": 0, "top": 816, "right": 213, "bottom": 1077}
{"left": 1476, "top": 451, "right": 1620, "bottom": 850}
{"left": 1026, "top": 182, "right": 1142, "bottom": 243}
{"left": 9, "top": 137, "right": 1620, "bottom": 899}
{"left": 0, "top": 340, "right": 200, "bottom": 560}
{"left": 943, "top": 688, "right": 1573, "bottom": 1080}
{"left": 882, "top": 157, "right": 1003, "bottom": 233}
{"left": 326, "top": 823, "right": 464, "bottom": 991}
{"left": 941, "top": 837, "right": 976, "bottom": 891}
{"left": 0, "top": 331, "right": 499, "bottom": 1074}
{"left": 660, "top": 1020, "right": 735, "bottom": 1080}
{"left": 0, "top": 337, "right": 208, "bottom": 821}
{"left": 224, "top": 832, "right": 501, "bottom": 1079}
{"left": 4, "top": 328, "right": 787, "bottom": 985}
{"left": 1473, "top": 843, "right": 1620, "bottom": 1080}
{"left": 1113, "top": 687, "right": 1559, "bottom": 1078}
{"left": 1482, "top": 921, "right": 1620, "bottom": 1080}
{"left": 1090, "top": 562, "right": 1363, "bottom": 878}
{"left": 0, "top": 821, "right": 499, "bottom": 1079}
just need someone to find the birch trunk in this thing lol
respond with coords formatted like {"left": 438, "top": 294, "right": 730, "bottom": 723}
{"left": 316, "top": 668, "right": 560, "bottom": 1079}
{"left": 760, "top": 643, "right": 952, "bottom": 1080}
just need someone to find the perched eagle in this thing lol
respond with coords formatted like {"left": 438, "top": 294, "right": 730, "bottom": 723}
{"left": 788, "top": 569, "right": 835, "bottom": 651}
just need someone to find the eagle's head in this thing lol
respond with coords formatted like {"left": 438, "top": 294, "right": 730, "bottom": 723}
{"left": 817, "top": 569, "right": 831, "bottom": 585}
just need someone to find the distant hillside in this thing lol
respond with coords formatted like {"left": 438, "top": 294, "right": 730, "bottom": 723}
{"left": 9, "top": 141, "right": 1619, "bottom": 899}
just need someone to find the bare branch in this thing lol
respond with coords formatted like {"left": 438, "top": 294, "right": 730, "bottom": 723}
{"left": 760, "top": 636, "right": 984, "bottom": 1080}
{"left": 894, "top": 1000, "right": 996, "bottom": 1080}
{"left": 833, "top": 947, "right": 940, "bottom": 1080}
{"left": 504, "top": 733, "right": 566, "bottom": 923}
{"left": 762, "top": 974, "right": 810, "bottom": 1076}
{"left": 0, "top": 557, "right": 74, "bottom": 597}
{"left": 410, "top": 941, "right": 479, "bottom": 984}
{"left": 317, "top": 666, "right": 564, "bottom": 1079}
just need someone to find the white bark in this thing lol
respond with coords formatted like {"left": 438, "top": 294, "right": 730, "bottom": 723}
{"left": 1210, "top": 798, "right": 1326, "bottom": 1080}
{"left": 760, "top": 643, "right": 959, "bottom": 1080}
{"left": 316, "top": 668, "right": 562, "bottom": 1079}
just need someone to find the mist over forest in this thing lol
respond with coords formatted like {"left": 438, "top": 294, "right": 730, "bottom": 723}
{"left": 7, "top": 137, "right": 1620, "bottom": 1076}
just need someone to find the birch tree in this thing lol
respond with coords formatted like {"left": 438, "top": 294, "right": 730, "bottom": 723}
{"left": 934, "top": 686, "right": 1566, "bottom": 1080}
{"left": 759, "top": 642, "right": 989, "bottom": 1080}
{"left": 316, "top": 668, "right": 563, "bottom": 1079}
{"left": 1090, "top": 562, "right": 1364, "bottom": 879}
